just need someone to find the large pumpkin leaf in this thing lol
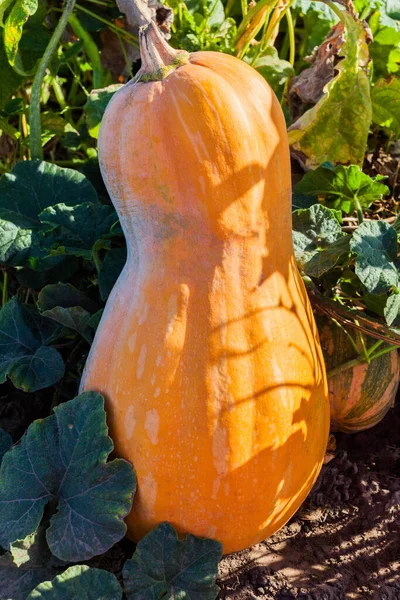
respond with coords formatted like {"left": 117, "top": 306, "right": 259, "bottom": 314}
{"left": 39, "top": 202, "right": 118, "bottom": 259}
{"left": 292, "top": 204, "right": 348, "bottom": 277}
{"left": 0, "top": 160, "right": 98, "bottom": 223}
{"left": 0, "top": 527, "right": 61, "bottom": 600}
{"left": 26, "top": 565, "right": 123, "bottom": 600}
{"left": 371, "top": 77, "right": 400, "bottom": 135}
{"left": 0, "top": 428, "right": 12, "bottom": 463}
{"left": 350, "top": 220, "right": 399, "bottom": 294}
{"left": 288, "top": 13, "right": 371, "bottom": 167}
{"left": 0, "top": 391, "right": 136, "bottom": 561}
{"left": 0, "top": 297, "right": 64, "bottom": 392}
{"left": 0, "top": 210, "right": 33, "bottom": 263}
{"left": 294, "top": 164, "right": 389, "bottom": 214}
{"left": 122, "top": 522, "right": 222, "bottom": 600}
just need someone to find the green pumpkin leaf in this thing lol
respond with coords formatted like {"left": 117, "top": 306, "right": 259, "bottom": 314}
{"left": 26, "top": 565, "right": 123, "bottom": 600}
{"left": 0, "top": 428, "right": 12, "bottom": 463}
{"left": 350, "top": 220, "right": 399, "bottom": 294}
{"left": 288, "top": 13, "right": 371, "bottom": 168}
{"left": 38, "top": 283, "right": 99, "bottom": 313}
{"left": 98, "top": 247, "right": 127, "bottom": 301}
{"left": 0, "top": 160, "right": 98, "bottom": 224}
{"left": 41, "top": 306, "right": 93, "bottom": 343}
{"left": 292, "top": 204, "right": 348, "bottom": 277}
{"left": 384, "top": 293, "right": 400, "bottom": 327}
{"left": 0, "top": 297, "right": 64, "bottom": 392}
{"left": 0, "top": 31, "right": 24, "bottom": 108}
{"left": 371, "top": 77, "right": 400, "bottom": 134}
{"left": 0, "top": 210, "right": 33, "bottom": 263}
{"left": 369, "top": 23, "right": 400, "bottom": 79}
{"left": 39, "top": 202, "right": 118, "bottom": 258}
{"left": 250, "top": 47, "right": 294, "bottom": 94}
{"left": 0, "top": 391, "right": 136, "bottom": 561}
{"left": 85, "top": 84, "right": 123, "bottom": 139}
{"left": 3, "top": 0, "right": 38, "bottom": 73}
{"left": 294, "top": 164, "right": 389, "bottom": 214}
{"left": 123, "top": 522, "right": 222, "bottom": 600}
{"left": 0, "top": 527, "right": 60, "bottom": 600}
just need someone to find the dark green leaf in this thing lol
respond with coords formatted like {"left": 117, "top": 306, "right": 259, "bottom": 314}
{"left": 41, "top": 306, "right": 93, "bottom": 343}
{"left": 98, "top": 247, "right": 127, "bottom": 301}
{"left": 294, "top": 164, "right": 389, "bottom": 214}
{"left": 251, "top": 47, "right": 294, "bottom": 94}
{"left": 88, "top": 309, "right": 103, "bottom": 331}
{"left": 292, "top": 204, "right": 346, "bottom": 275}
{"left": 371, "top": 77, "right": 400, "bottom": 134}
{"left": 369, "top": 24, "right": 400, "bottom": 80}
{"left": 26, "top": 565, "right": 123, "bottom": 600}
{"left": 85, "top": 85, "right": 123, "bottom": 139}
{"left": 0, "top": 160, "right": 98, "bottom": 224}
{"left": 15, "top": 256, "right": 79, "bottom": 289}
{"left": 123, "top": 522, "right": 222, "bottom": 600}
{"left": 0, "top": 391, "right": 136, "bottom": 561}
{"left": 0, "top": 210, "right": 33, "bottom": 263}
{"left": 303, "top": 236, "right": 351, "bottom": 278}
{"left": 39, "top": 202, "right": 118, "bottom": 257}
{"left": 0, "top": 526, "right": 62, "bottom": 600}
{"left": 350, "top": 220, "right": 398, "bottom": 294}
{"left": 38, "top": 283, "right": 99, "bottom": 313}
{"left": 0, "top": 428, "right": 12, "bottom": 463}
{"left": 288, "top": 13, "right": 372, "bottom": 168}
{"left": 0, "top": 297, "right": 64, "bottom": 392}
{"left": 384, "top": 293, "right": 400, "bottom": 327}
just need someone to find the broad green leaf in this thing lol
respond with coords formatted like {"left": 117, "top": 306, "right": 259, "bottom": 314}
{"left": 371, "top": 77, "right": 400, "bottom": 134}
{"left": 293, "top": 1, "right": 337, "bottom": 55}
{"left": 88, "top": 309, "right": 103, "bottom": 331}
{"left": 294, "top": 164, "right": 389, "bottom": 214}
{"left": 384, "top": 293, "right": 400, "bottom": 327}
{"left": 98, "top": 247, "right": 127, "bottom": 301}
{"left": 292, "top": 193, "right": 316, "bottom": 211}
{"left": 0, "top": 391, "right": 136, "bottom": 561}
{"left": 250, "top": 47, "right": 294, "bottom": 94}
{"left": 0, "top": 31, "right": 24, "bottom": 108}
{"left": 15, "top": 256, "right": 79, "bottom": 289}
{"left": 292, "top": 204, "right": 347, "bottom": 276}
{"left": 0, "top": 160, "right": 98, "bottom": 223}
{"left": 85, "top": 84, "right": 123, "bottom": 139}
{"left": 0, "top": 297, "right": 64, "bottom": 392}
{"left": 186, "top": 0, "right": 225, "bottom": 26}
{"left": 387, "top": 0, "right": 400, "bottom": 19}
{"left": 350, "top": 220, "right": 398, "bottom": 294}
{"left": 288, "top": 13, "right": 371, "bottom": 168}
{"left": 123, "top": 522, "right": 222, "bottom": 600}
{"left": 0, "top": 210, "right": 33, "bottom": 263}
{"left": 26, "top": 565, "right": 122, "bottom": 600}
{"left": 0, "top": 527, "right": 63, "bottom": 600}
{"left": 38, "top": 283, "right": 99, "bottom": 313}
{"left": 41, "top": 306, "right": 93, "bottom": 343}
{"left": 369, "top": 24, "right": 400, "bottom": 79}
{"left": 0, "top": 428, "right": 12, "bottom": 463}
{"left": 39, "top": 202, "right": 118, "bottom": 258}
{"left": 4, "top": 0, "right": 38, "bottom": 75}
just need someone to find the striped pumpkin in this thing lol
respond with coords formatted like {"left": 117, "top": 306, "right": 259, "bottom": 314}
{"left": 317, "top": 317, "right": 399, "bottom": 433}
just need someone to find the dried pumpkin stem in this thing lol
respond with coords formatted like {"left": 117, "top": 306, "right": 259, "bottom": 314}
{"left": 134, "top": 20, "right": 189, "bottom": 83}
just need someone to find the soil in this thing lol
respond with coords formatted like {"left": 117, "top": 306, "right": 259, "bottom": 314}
{"left": 217, "top": 394, "right": 400, "bottom": 600}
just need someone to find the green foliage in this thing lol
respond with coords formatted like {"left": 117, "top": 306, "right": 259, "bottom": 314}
{"left": 26, "top": 565, "right": 123, "bottom": 600}
{"left": 0, "top": 391, "right": 136, "bottom": 561}
{"left": 292, "top": 204, "right": 349, "bottom": 278}
{"left": 122, "top": 522, "right": 223, "bottom": 600}
{"left": 98, "top": 247, "right": 127, "bottom": 301}
{"left": 350, "top": 220, "right": 399, "bottom": 295}
{"left": 288, "top": 13, "right": 372, "bottom": 167}
{"left": 294, "top": 164, "right": 390, "bottom": 214}
{"left": 85, "top": 84, "right": 123, "bottom": 139}
{"left": 0, "top": 297, "right": 64, "bottom": 392}
{"left": 371, "top": 77, "right": 400, "bottom": 134}
{"left": 0, "top": 428, "right": 12, "bottom": 462}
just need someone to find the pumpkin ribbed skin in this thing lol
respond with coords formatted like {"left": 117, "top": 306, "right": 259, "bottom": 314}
{"left": 80, "top": 37, "right": 329, "bottom": 554}
{"left": 317, "top": 317, "right": 399, "bottom": 434}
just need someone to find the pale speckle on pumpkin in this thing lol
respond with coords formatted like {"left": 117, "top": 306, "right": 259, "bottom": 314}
{"left": 136, "top": 345, "right": 147, "bottom": 379}
{"left": 145, "top": 408, "right": 160, "bottom": 445}
{"left": 125, "top": 405, "right": 136, "bottom": 440}
{"left": 128, "top": 330, "right": 137, "bottom": 353}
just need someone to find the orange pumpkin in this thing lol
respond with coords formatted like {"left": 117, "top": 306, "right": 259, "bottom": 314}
{"left": 80, "top": 22, "right": 329, "bottom": 554}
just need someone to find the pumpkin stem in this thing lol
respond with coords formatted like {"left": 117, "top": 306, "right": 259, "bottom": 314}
{"left": 134, "top": 20, "right": 189, "bottom": 83}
